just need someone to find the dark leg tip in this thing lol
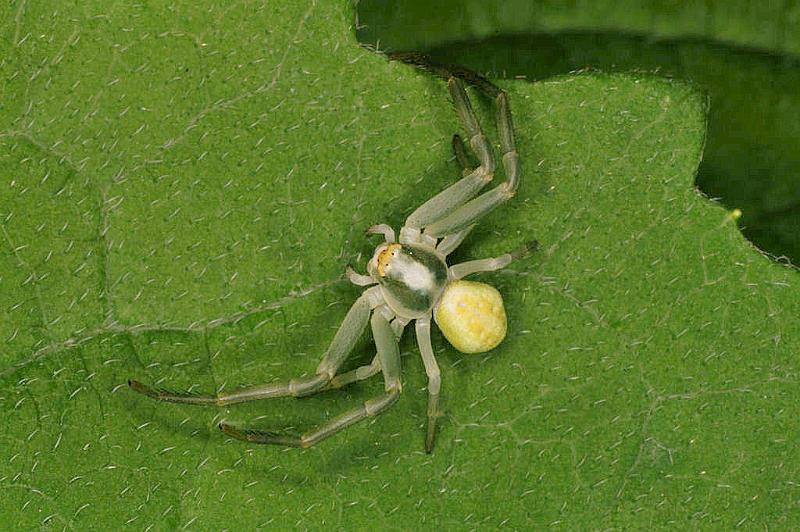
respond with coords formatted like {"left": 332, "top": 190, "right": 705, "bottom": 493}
{"left": 128, "top": 379, "right": 158, "bottom": 399}
{"left": 425, "top": 433, "right": 435, "bottom": 454}
{"left": 219, "top": 422, "right": 241, "bottom": 438}
{"left": 219, "top": 422, "right": 244, "bottom": 440}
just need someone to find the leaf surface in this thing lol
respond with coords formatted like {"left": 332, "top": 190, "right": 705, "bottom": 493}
{"left": 1, "top": 1, "right": 798, "bottom": 529}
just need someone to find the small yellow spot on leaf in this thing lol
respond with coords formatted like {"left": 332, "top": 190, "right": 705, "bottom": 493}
{"left": 722, "top": 208, "right": 742, "bottom": 226}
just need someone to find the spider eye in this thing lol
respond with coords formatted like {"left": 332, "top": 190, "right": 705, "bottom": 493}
{"left": 376, "top": 243, "right": 402, "bottom": 277}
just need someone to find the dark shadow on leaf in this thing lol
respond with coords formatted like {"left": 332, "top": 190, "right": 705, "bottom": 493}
{"left": 360, "top": 30, "right": 800, "bottom": 266}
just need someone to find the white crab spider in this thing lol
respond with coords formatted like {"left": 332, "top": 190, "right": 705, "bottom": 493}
{"left": 130, "top": 63, "right": 533, "bottom": 452}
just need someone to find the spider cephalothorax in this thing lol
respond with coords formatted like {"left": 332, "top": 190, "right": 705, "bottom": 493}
{"left": 369, "top": 242, "right": 448, "bottom": 318}
{"left": 129, "top": 60, "right": 533, "bottom": 452}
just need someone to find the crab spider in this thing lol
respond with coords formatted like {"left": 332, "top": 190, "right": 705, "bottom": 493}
{"left": 129, "top": 62, "right": 534, "bottom": 452}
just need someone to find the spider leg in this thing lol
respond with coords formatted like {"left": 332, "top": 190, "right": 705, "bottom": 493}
{"left": 405, "top": 135, "right": 475, "bottom": 251}
{"left": 436, "top": 224, "right": 476, "bottom": 256}
{"left": 323, "top": 354, "right": 381, "bottom": 390}
{"left": 452, "top": 134, "right": 474, "bottom": 176}
{"left": 128, "top": 287, "right": 381, "bottom": 406}
{"left": 323, "top": 316, "right": 407, "bottom": 390}
{"left": 448, "top": 240, "right": 538, "bottom": 280}
{"left": 219, "top": 309, "right": 402, "bottom": 448}
{"left": 390, "top": 316, "right": 410, "bottom": 339}
{"left": 415, "top": 315, "right": 441, "bottom": 453}
{"left": 423, "top": 89, "right": 519, "bottom": 237}
{"left": 346, "top": 265, "right": 376, "bottom": 286}
{"left": 403, "top": 78, "right": 496, "bottom": 231}
{"left": 366, "top": 223, "right": 396, "bottom": 243}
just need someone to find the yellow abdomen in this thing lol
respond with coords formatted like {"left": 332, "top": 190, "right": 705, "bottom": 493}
{"left": 434, "top": 280, "right": 507, "bottom": 354}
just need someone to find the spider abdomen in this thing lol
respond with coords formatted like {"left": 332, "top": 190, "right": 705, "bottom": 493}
{"left": 434, "top": 280, "right": 507, "bottom": 353}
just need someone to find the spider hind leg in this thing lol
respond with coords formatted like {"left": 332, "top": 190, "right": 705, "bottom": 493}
{"left": 128, "top": 289, "right": 377, "bottom": 406}
{"left": 219, "top": 391, "right": 400, "bottom": 448}
{"left": 127, "top": 373, "right": 330, "bottom": 406}
{"left": 219, "top": 310, "right": 403, "bottom": 448}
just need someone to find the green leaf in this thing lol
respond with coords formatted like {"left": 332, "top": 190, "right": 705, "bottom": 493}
{"left": 1, "top": 1, "right": 798, "bottom": 529}
{"left": 357, "top": 0, "right": 800, "bottom": 265}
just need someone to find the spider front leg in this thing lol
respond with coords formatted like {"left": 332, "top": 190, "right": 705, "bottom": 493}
{"left": 422, "top": 83, "right": 519, "bottom": 237}
{"left": 128, "top": 287, "right": 379, "bottom": 406}
{"left": 220, "top": 309, "right": 402, "bottom": 448}
{"left": 452, "top": 134, "right": 473, "bottom": 177}
{"left": 435, "top": 224, "right": 476, "bottom": 256}
{"left": 403, "top": 78, "right": 496, "bottom": 233}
